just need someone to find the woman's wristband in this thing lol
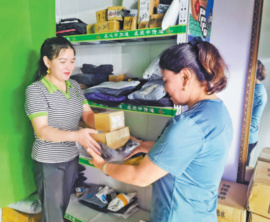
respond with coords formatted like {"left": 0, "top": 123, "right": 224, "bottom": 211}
{"left": 103, "top": 163, "right": 109, "bottom": 175}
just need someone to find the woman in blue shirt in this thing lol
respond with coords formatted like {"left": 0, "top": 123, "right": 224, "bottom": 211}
{"left": 247, "top": 60, "right": 267, "bottom": 165}
{"left": 87, "top": 38, "right": 233, "bottom": 222}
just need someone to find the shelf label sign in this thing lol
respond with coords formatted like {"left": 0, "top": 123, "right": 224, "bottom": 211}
{"left": 65, "top": 25, "right": 186, "bottom": 42}
{"left": 88, "top": 101, "right": 177, "bottom": 117}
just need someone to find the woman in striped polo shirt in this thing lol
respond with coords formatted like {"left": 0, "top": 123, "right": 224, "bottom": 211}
{"left": 25, "top": 36, "right": 101, "bottom": 222}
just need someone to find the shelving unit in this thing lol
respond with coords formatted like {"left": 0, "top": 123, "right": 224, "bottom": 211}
{"left": 59, "top": 2, "right": 188, "bottom": 221}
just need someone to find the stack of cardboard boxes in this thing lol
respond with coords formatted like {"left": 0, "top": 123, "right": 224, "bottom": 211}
{"left": 216, "top": 147, "right": 270, "bottom": 222}
{"left": 246, "top": 147, "right": 270, "bottom": 221}
{"left": 92, "top": 110, "right": 130, "bottom": 150}
{"left": 216, "top": 180, "right": 248, "bottom": 222}
{"left": 86, "top": 0, "right": 168, "bottom": 34}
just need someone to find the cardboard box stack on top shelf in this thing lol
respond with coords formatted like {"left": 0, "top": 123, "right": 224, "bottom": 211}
{"left": 92, "top": 110, "right": 130, "bottom": 150}
{"left": 86, "top": 0, "right": 170, "bottom": 34}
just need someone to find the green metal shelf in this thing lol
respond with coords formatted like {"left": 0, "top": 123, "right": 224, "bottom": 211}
{"left": 64, "top": 25, "right": 186, "bottom": 42}
{"left": 88, "top": 100, "right": 177, "bottom": 117}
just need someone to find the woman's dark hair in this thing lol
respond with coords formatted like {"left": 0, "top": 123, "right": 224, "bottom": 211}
{"left": 35, "top": 36, "right": 75, "bottom": 81}
{"left": 256, "top": 60, "right": 266, "bottom": 81}
{"left": 159, "top": 38, "right": 228, "bottom": 94}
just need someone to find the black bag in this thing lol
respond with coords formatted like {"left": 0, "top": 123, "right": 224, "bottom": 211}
{"left": 56, "top": 18, "right": 87, "bottom": 36}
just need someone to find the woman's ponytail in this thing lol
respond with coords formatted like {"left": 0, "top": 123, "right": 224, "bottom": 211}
{"left": 197, "top": 41, "right": 228, "bottom": 94}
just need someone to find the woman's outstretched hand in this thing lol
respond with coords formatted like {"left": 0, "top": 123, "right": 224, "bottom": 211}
{"left": 76, "top": 128, "right": 101, "bottom": 155}
{"left": 125, "top": 136, "right": 150, "bottom": 160}
{"left": 87, "top": 147, "right": 106, "bottom": 171}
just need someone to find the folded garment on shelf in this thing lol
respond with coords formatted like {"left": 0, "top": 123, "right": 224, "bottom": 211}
{"left": 81, "top": 64, "right": 113, "bottom": 74}
{"left": 84, "top": 86, "right": 135, "bottom": 97}
{"left": 84, "top": 92, "right": 126, "bottom": 102}
{"left": 124, "top": 96, "right": 173, "bottom": 107}
{"left": 142, "top": 56, "right": 162, "bottom": 80}
{"left": 70, "top": 73, "right": 109, "bottom": 86}
{"left": 89, "top": 81, "right": 140, "bottom": 90}
{"left": 128, "top": 79, "right": 166, "bottom": 101}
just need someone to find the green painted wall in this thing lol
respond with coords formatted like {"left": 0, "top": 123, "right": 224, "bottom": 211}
{"left": 0, "top": 0, "right": 55, "bottom": 207}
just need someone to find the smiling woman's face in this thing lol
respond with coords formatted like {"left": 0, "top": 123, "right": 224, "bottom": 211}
{"left": 46, "top": 47, "right": 75, "bottom": 81}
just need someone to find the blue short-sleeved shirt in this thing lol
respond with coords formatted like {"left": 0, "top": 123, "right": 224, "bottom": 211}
{"left": 148, "top": 99, "right": 233, "bottom": 222}
{"left": 249, "top": 83, "right": 267, "bottom": 144}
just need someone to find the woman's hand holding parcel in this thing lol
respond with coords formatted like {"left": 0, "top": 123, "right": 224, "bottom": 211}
{"left": 76, "top": 128, "right": 101, "bottom": 155}
{"left": 87, "top": 147, "right": 106, "bottom": 171}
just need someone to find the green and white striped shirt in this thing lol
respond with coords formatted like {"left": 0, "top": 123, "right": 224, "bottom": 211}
{"left": 25, "top": 77, "right": 87, "bottom": 163}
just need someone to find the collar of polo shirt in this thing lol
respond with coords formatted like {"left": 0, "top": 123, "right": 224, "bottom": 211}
{"left": 41, "top": 77, "right": 74, "bottom": 99}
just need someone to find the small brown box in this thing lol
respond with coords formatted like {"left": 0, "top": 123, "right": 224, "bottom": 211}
{"left": 91, "top": 127, "right": 130, "bottom": 149}
{"left": 107, "top": 6, "right": 126, "bottom": 21}
{"left": 138, "top": 0, "right": 155, "bottom": 24}
{"left": 123, "top": 17, "right": 137, "bottom": 30}
{"left": 247, "top": 160, "right": 270, "bottom": 219}
{"left": 94, "top": 111, "right": 125, "bottom": 132}
{"left": 138, "top": 21, "right": 149, "bottom": 29}
{"left": 217, "top": 180, "right": 248, "bottom": 222}
{"left": 109, "top": 74, "right": 126, "bottom": 82}
{"left": 86, "top": 24, "right": 95, "bottom": 34}
{"left": 258, "top": 147, "right": 270, "bottom": 163}
{"left": 148, "top": 13, "right": 164, "bottom": 28}
{"left": 96, "top": 9, "right": 107, "bottom": 22}
{"left": 95, "top": 21, "right": 120, "bottom": 33}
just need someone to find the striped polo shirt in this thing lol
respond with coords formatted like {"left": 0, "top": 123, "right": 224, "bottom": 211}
{"left": 25, "top": 77, "right": 88, "bottom": 163}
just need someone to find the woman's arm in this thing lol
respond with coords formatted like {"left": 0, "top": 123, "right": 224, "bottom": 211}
{"left": 81, "top": 103, "right": 95, "bottom": 128}
{"left": 31, "top": 116, "right": 100, "bottom": 151}
{"left": 87, "top": 148, "right": 168, "bottom": 187}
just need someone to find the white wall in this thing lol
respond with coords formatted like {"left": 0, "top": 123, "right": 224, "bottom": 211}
{"left": 249, "top": 1, "right": 270, "bottom": 166}
{"left": 56, "top": 0, "right": 256, "bottom": 183}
